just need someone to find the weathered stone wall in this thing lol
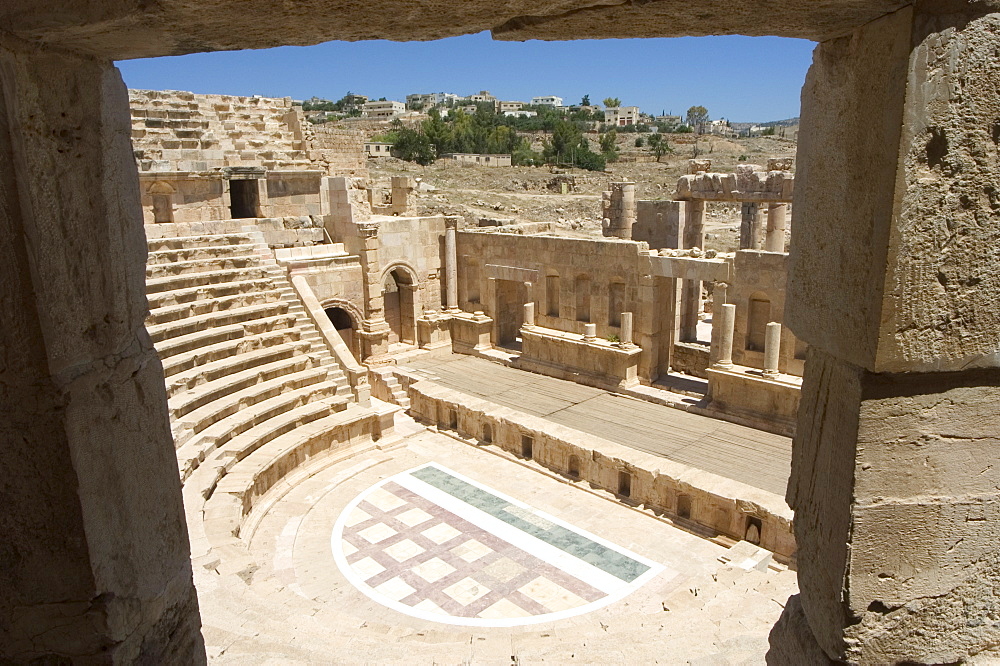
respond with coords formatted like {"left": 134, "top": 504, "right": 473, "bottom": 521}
{"left": 405, "top": 379, "right": 796, "bottom": 561}
{"left": 309, "top": 124, "right": 369, "bottom": 178}
{"left": 0, "top": 40, "right": 202, "bottom": 662}
{"left": 457, "top": 231, "right": 647, "bottom": 341}
{"left": 376, "top": 215, "right": 447, "bottom": 314}
{"left": 634, "top": 200, "right": 686, "bottom": 250}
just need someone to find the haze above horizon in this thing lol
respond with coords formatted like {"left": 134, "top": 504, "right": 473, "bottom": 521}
{"left": 118, "top": 32, "right": 815, "bottom": 123}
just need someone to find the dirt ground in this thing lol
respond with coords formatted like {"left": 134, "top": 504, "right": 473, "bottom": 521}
{"left": 368, "top": 132, "right": 797, "bottom": 253}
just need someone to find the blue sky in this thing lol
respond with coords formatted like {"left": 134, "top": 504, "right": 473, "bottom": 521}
{"left": 117, "top": 32, "right": 815, "bottom": 123}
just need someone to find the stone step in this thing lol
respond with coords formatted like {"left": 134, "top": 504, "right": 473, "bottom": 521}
{"left": 146, "top": 266, "right": 273, "bottom": 295}
{"left": 168, "top": 353, "right": 316, "bottom": 423}
{"left": 146, "top": 233, "right": 255, "bottom": 253}
{"left": 214, "top": 397, "right": 343, "bottom": 466}
{"left": 174, "top": 366, "right": 332, "bottom": 448}
{"left": 178, "top": 382, "right": 345, "bottom": 465}
{"left": 147, "top": 277, "right": 275, "bottom": 311}
{"left": 153, "top": 313, "right": 297, "bottom": 360}
{"left": 165, "top": 340, "right": 312, "bottom": 400}
{"left": 147, "top": 289, "right": 284, "bottom": 326}
{"left": 161, "top": 326, "right": 303, "bottom": 379}
{"left": 147, "top": 301, "right": 291, "bottom": 344}
{"left": 146, "top": 243, "right": 257, "bottom": 265}
{"left": 145, "top": 254, "right": 261, "bottom": 279}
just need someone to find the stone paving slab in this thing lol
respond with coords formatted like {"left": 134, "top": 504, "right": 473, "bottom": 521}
{"left": 401, "top": 351, "right": 792, "bottom": 495}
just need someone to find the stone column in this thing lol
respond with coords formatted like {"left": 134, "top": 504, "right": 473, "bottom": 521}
{"left": 620, "top": 311, "right": 634, "bottom": 346}
{"left": 0, "top": 45, "right": 203, "bottom": 661}
{"left": 356, "top": 221, "right": 391, "bottom": 365}
{"left": 709, "top": 282, "right": 729, "bottom": 365}
{"left": 763, "top": 322, "right": 781, "bottom": 377}
{"left": 765, "top": 203, "right": 788, "bottom": 252}
{"left": 603, "top": 181, "right": 636, "bottom": 239}
{"left": 771, "top": 5, "right": 1000, "bottom": 664}
{"left": 679, "top": 199, "right": 706, "bottom": 342}
{"left": 523, "top": 301, "right": 535, "bottom": 327}
{"left": 444, "top": 216, "right": 459, "bottom": 312}
{"left": 739, "top": 201, "right": 758, "bottom": 249}
{"left": 714, "top": 303, "right": 736, "bottom": 368}
{"left": 583, "top": 323, "right": 597, "bottom": 340}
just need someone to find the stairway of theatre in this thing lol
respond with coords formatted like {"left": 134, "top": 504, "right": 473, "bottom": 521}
{"left": 144, "top": 222, "right": 380, "bottom": 500}
{"left": 129, "top": 89, "right": 314, "bottom": 171}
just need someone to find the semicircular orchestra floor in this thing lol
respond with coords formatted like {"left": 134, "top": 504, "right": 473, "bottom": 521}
{"left": 197, "top": 416, "right": 798, "bottom": 664}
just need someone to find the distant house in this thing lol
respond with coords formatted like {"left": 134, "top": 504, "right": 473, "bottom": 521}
{"left": 440, "top": 153, "right": 512, "bottom": 167}
{"left": 499, "top": 101, "right": 525, "bottom": 112}
{"left": 406, "top": 92, "right": 459, "bottom": 108}
{"left": 364, "top": 142, "right": 394, "bottom": 157}
{"left": 468, "top": 90, "right": 497, "bottom": 103}
{"left": 362, "top": 100, "right": 405, "bottom": 119}
{"left": 503, "top": 110, "right": 537, "bottom": 118}
{"left": 531, "top": 95, "right": 564, "bottom": 107}
{"left": 604, "top": 106, "right": 641, "bottom": 126}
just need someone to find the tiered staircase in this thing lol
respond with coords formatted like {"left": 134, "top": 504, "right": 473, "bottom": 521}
{"left": 144, "top": 224, "right": 363, "bottom": 485}
{"left": 130, "top": 89, "right": 313, "bottom": 171}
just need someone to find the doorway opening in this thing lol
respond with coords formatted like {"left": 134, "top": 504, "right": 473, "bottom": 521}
{"left": 495, "top": 278, "right": 528, "bottom": 349}
{"left": 324, "top": 306, "right": 358, "bottom": 362}
{"left": 229, "top": 179, "right": 260, "bottom": 218}
{"left": 384, "top": 268, "right": 416, "bottom": 346}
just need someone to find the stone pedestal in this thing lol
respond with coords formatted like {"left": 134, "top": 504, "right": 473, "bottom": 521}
{"left": 0, "top": 45, "right": 203, "bottom": 662}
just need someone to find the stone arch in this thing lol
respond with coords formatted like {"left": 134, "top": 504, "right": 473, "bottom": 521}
{"left": 378, "top": 261, "right": 419, "bottom": 288}
{"left": 381, "top": 263, "right": 419, "bottom": 346}
{"left": 321, "top": 298, "right": 364, "bottom": 362}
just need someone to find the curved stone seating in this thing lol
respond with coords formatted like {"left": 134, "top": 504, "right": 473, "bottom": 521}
{"left": 144, "top": 223, "right": 377, "bottom": 487}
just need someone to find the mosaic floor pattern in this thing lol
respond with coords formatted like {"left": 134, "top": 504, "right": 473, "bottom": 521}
{"left": 332, "top": 463, "right": 666, "bottom": 626}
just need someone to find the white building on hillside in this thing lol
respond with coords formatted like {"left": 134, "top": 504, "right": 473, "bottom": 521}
{"left": 531, "top": 95, "right": 564, "bottom": 107}
{"left": 362, "top": 100, "right": 405, "bottom": 119}
{"left": 604, "top": 106, "right": 641, "bottom": 126}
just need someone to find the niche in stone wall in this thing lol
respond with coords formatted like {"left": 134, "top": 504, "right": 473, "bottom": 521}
{"left": 746, "top": 292, "right": 771, "bottom": 351}
{"left": 575, "top": 275, "right": 591, "bottom": 323}
{"left": 608, "top": 279, "right": 625, "bottom": 327}
{"left": 546, "top": 272, "right": 560, "bottom": 317}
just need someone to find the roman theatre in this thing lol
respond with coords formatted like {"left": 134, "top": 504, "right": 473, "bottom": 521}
{"left": 3, "top": 1, "right": 1000, "bottom": 664}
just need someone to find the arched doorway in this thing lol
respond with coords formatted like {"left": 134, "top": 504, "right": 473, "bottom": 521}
{"left": 383, "top": 268, "right": 416, "bottom": 346}
{"left": 324, "top": 306, "right": 359, "bottom": 362}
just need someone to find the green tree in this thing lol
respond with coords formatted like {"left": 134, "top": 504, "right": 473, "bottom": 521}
{"left": 599, "top": 129, "right": 619, "bottom": 162}
{"left": 581, "top": 94, "right": 591, "bottom": 106}
{"left": 634, "top": 137, "right": 644, "bottom": 148}
{"left": 603, "top": 97, "right": 621, "bottom": 109}
{"left": 393, "top": 128, "right": 435, "bottom": 165}
{"left": 542, "top": 119, "right": 606, "bottom": 171}
{"left": 686, "top": 105, "right": 709, "bottom": 133}
{"left": 647, "top": 133, "right": 674, "bottom": 162}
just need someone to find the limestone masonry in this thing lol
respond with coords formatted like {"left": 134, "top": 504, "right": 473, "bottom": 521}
{"left": 4, "top": 3, "right": 1000, "bottom": 663}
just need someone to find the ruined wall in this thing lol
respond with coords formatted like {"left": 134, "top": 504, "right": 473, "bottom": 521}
{"left": 457, "top": 231, "right": 647, "bottom": 340}
{"left": 633, "top": 200, "right": 686, "bottom": 250}
{"left": 309, "top": 125, "right": 369, "bottom": 178}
